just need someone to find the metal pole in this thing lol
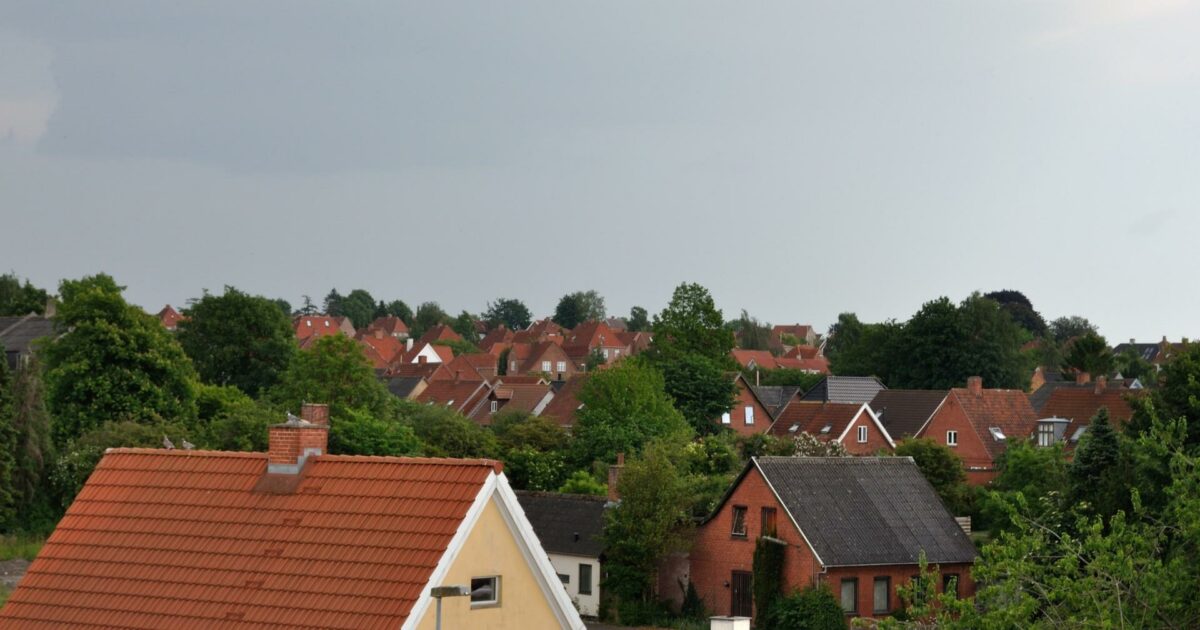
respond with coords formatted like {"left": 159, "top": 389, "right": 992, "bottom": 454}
{"left": 436, "top": 596, "right": 442, "bottom": 630}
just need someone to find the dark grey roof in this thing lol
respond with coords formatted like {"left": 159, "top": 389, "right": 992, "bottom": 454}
{"left": 802, "top": 376, "right": 887, "bottom": 404}
{"left": 751, "top": 386, "right": 802, "bottom": 419}
{"left": 753, "top": 457, "right": 978, "bottom": 567}
{"left": 0, "top": 315, "right": 55, "bottom": 368}
{"left": 385, "top": 376, "right": 424, "bottom": 399}
{"left": 516, "top": 491, "right": 607, "bottom": 558}
{"left": 1112, "top": 343, "right": 1162, "bottom": 362}
{"left": 868, "top": 390, "right": 948, "bottom": 438}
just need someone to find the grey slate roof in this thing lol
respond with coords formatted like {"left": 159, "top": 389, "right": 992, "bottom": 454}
{"left": 516, "top": 491, "right": 606, "bottom": 558}
{"left": 753, "top": 457, "right": 977, "bottom": 567}
{"left": 0, "top": 315, "right": 55, "bottom": 369}
{"left": 802, "top": 376, "right": 887, "bottom": 405}
{"left": 384, "top": 376, "right": 424, "bottom": 399}
{"left": 751, "top": 385, "right": 802, "bottom": 419}
{"left": 868, "top": 389, "right": 948, "bottom": 439}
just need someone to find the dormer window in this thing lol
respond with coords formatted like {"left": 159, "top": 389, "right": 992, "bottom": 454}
{"left": 989, "top": 427, "right": 1007, "bottom": 441}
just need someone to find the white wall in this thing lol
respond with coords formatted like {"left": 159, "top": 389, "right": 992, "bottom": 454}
{"left": 547, "top": 553, "right": 601, "bottom": 617}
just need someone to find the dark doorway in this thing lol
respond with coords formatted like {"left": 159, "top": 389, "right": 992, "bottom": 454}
{"left": 731, "top": 570, "right": 753, "bottom": 617}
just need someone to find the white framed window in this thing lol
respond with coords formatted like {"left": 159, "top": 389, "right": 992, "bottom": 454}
{"left": 602, "top": 348, "right": 610, "bottom": 358}
{"left": 745, "top": 406, "right": 755, "bottom": 425}
{"left": 490, "top": 400, "right": 498, "bottom": 413}
{"left": 946, "top": 430, "right": 958, "bottom": 446}
{"left": 471, "top": 576, "right": 500, "bottom": 607}
{"left": 858, "top": 425, "right": 868, "bottom": 443}
{"left": 721, "top": 412, "right": 731, "bottom": 425}
{"left": 541, "top": 360, "right": 551, "bottom": 372}
{"left": 556, "top": 361, "right": 566, "bottom": 373}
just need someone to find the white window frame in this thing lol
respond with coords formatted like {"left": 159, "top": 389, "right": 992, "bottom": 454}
{"left": 490, "top": 400, "right": 498, "bottom": 413}
{"left": 556, "top": 360, "right": 567, "bottom": 373}
{"left": 745, "top": 406, "right": 755, "bottom": 425}
{"left": 541, "top": 360, "right": 551, "bottom": 372}
{"left": 602, "top": 348, "right": 610, "bottom": 358}
{"left": 470, "top": 576, "right": 500, "bottom": 607}
{"left": 946, "top": 430, "right": 958, "bottom": 446}
{"left": 721, "top": 412, "right": 731, "bottom": 425}
{"left": 858, "top": 425, "right": 868, "bottom": 443}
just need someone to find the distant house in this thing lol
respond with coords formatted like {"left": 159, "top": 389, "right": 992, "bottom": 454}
{"left": 715, "top": 374, "right": 773, "bottom": 436}
{"left": 868, "top": 389, "right": 950, "bottom": 442}
{"left": 539, "top": 376, "right": 589, "bottom": 429}
{"left": 0, "top": 404, "right": 585, "bottom": 630}
{"left": 689, "top": 457, "right": 977, "bottom": 621}
{"left": 514, "top": 319, "right": 565, "bottom": 345}
{"left": 479, "top": 325, "right": 515, "bottom": 355}
{"left": 357, "top": 329, "right": 406, "bottom": 370}
{"left": 470, "top": 382, "right": 555, "bottom": 426}
{"left": 364, "top": 315, "right": 409, "bottom": 339}
{"left": 769, "top": 324, "right": 817, "bottom": 352}
{"left": 516, "top": 492, "right": 607, "bottom": 617}
{"left": 767, "top": 401, "right": 895, "bottom": 454}
{"left": 802, "top": 375, "right": 887, "bottom": 405}
{"left": 1038, "top": 376, "right": 1138, "bottom": 448}
{"left": 398, "top": 341, "right": 455, "bottom": 366}
{"left": 916, "top": 376, "right": 1039, "bottom": 485}
{"left": 749, "top": 385, "right": 803, "bottom": 420}
{"left": 731, "top": 349, "right": 778, "bottom": 371}
{"left": 615, "top": 330, "right": 652, "bottom": 356}
{"left": 1112, "top": 337, "right": 1188, "bottom": 368}
{"left": 416, "top": 377, "right": 494, "bottom": 416}
{"left": 1029, "top": 370, "right": 1130, "bottom": 413}
{"left": 156, "top": 304, "right": 185, "bottom": 331}
{"left": 563, "top": 321, "right": 628, "bottom": 370}
{"left": 507, "top": 341, "right": 577, "bottom": 381}
{"left": 293, "top": 315, "right": 354, "bottom": 347}
{"left": 447, "top": 353, "right": 500, "bottom": 380}
{"left": 0, "top": 313, "right": 55, "bottom": 370}
{"left": 383, "top": 362, "right": 453, "bottom": 400}
{"left": 414, "top": 324, "right": 463, "bottom": 347}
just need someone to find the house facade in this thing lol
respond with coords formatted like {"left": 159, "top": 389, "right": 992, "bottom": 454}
{"left": 716, "top": 374, "right": 774, "bottom": 436}
{"left": 688, "top": 457, "right": 976, "bottom": 622}
{"left": 916, "top": 377, "right": 1038, "bottom": 485}
{"left": 767, "top": 401, "right": 895, "bottom": 454}
{"left": 516, "top": 492, "right": 606, "bottom": 617}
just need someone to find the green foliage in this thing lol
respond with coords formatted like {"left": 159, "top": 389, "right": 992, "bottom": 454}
{"left": 648, "top": 283, "right": 734, "bottom": 362}
{"left": 382, "top": 299, "right": 412, "bottom": 324}
{"left": 496, "top": 347, "right": 510, "bottom": 376}
{"left": 177, "top": 286, "right": 296, "bottom": 396}
{"left": 558, "top": 470, "right": 607, "bottom": 496}
{"left": 753, "top": 537, "right": 786, "bottom": 622}
{"left": 298, "top": 295, "right": 319, "bottom": 315}
{"left": 504, "top": 447, "right": 568, "bottom": 491}
{"left": 1131, "top": 342, "right": 1200, "bottom": 446}
{"left": 432, "top": 338, "right": 479, "bottom": 357}
{"left": 737, "top": 433, "right": 798, "bottom": 459}
{"left": 826, "top": 313, "right": 901, "bottom": 381}
{"left": 571, "top": 360, "right": 691, "bottom": 468}
{"left": 0, "top": 351, "right": 20, "bottom": 528}
{"left": 492, "top": 411, "right": 568, "bottom": 452}
{"left": 329, "top": 407, "right": 422, "bottom": 456}
{"left": 584, "top": 347, "right": 606, "bottom": 372}
{"left": 627, "top": 306, "right": 649, "bottom": 332}
{"left": 650, "top": 355, "right": 737, "bottom": 437}
{"left": 1067, "top": 407, "right": 1128, "bottom": 520}
{"left": 603, "top": 440, "right": 695, "bottom": 619}
{"left": 0, "top": 273, "right": 49, "bottom": 316}
{"left": 1060, "top": 331, "right": 1114, "bottom": 378}
{"left": 1048, "top": 315, "right": 1098, "bottom": 343}
{"left": 0, "top": 533, "right": 44, "bottom": 561}
{"left": 762, "top": 585, "right": 845, "bottom": 630}
{"left": 895, "top": 438, "right": 969, "bottom": 514}
{"left": 493, "top": 411, "right": 570, "bottom": 490}
{"left": 411, "top": 301, "right": 448, "bottom": 339}
{"left": 397, "top": 400, "right": 497, "bottom": 458}
{"left": 553, "top": 290, "right": 606, "bottom": 329}
{"left": 483, "top": 298, "right": 532, "bottom": 331}
{"left": 1114, "top": 346, "right": 1155, "bottom": 382}
{"left": 43, "top": 274, "right": 198, "bottom": 447}
{"left": 270, "top": 334, "right": 393, "bottom": 419}
{"left": 733, "top": 309, "right": 772, "bottom": 351}
{"left": 891, "top": 294, "right": 1028, "bottom": 390}
{"left": 272, "top": 298, "right": 291, "bottom": 316}
{"left": 324, "top": 288, "right": 376, "bottom": 329}
{"left": 983, "top": 289, "right": 1047, "bottom": 336}
{"left": 51, "top": 420, "right": 194, "bottom": 509}
{"left": 449, "top": 310, "right": 478, "bottom": 342}
{"left": 193, "top": 384, "right": 275, "bottom": 452}
{"left": 742, "top": 367, "right": 824, "bottom": 391}
{"left": 6, "top": 356, "right": 55, "bottom": 532}
{"left": 790, "top": 432, "right": 849, "bottom": 457}
{"left": 985, "top": 439, "right": 1068, "bottom": 533}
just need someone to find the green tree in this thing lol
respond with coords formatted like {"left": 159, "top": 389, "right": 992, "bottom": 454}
{"left": 602, "top": 440, "right": 695, "bottom": 623}
{"left": 397, "top": 400, "right": 497, "bottom": 458}
{"left": 983, "top": 289, "right": 1047, "bottom": 337}
{"left": 0, "top": 273, "right": 49, "bottom": 316}
{"left": 742, "top": 367, "right": 824, "bottom": 391}
{"left": 762, "top": 585, "right": 844, "bottom": 630}
{"left": 627, "top": 306, "right": 649, "bottom": 332}
{"left": 383, "top": 299, "right": 413, "bottom": 324}
{"left": 0, "top": 349, "right": 21, "bottom": 528}
{"left": 299, "top": 295, "right": 318, "bottom": 315}
{"left": 1049, "top": 315, "right": 1098, "bottom": 343}
{"left": 329, "top": 407, "right": 422, "bottom": 456}
{"left": 322, "top": 288, "right": 343, "bottom": 315}
{"left": 654, "top": 352, "right": 738, "bottom": 436}
{"left": 51, "top": 420, "right": 194, "bottom": 510}
{"left": 733, "top": 309, "right": 772, "bottom": 351}
{"left": 339, "top": 289, "right": 377, "bottom": 329}
{"left": 571, "top": 360, "right": 691, "bottom": 468}
{"left": 270, "top": 334, "right": 393, "bottom": 419}
{"left": 824, "top": 313, "right": 901, "bottom": 381}
{"left": 177, "top": 286, "right": 296, "bottom": 396}
{"left": 1060, "top": 331, "right": 1114, "bottom": 378}
{"left": 890, "top": 294, "right": 1027, "bottom": 390}
{"left": 432, "top": 338, "right": 479, "bottom": 357}
{"left": 1113, "top": 346, "right": 1155, "bottom": 382}
{"left": 648, "top": 283, "right": 734, "bottom": 361}
{"left": 986, "top": 439, "right": 1069, "bottom": 533}
{"left": 43, "top": 274, "right": 198, "bottom": 447}
{"left": 483, "top": 298, "right": 532, "bottom": 331}
{"left": 493, "top": 411, "right": 570, "bottom": 489}
{"left": 1129, "top": 342, "right": 1200, "bottom": 445}
{"left": 411, "top": 301, "right": 448, "bottom": 339}
{"left": 271, "top": 298, "right": 292, "bottom": 316}
{"left": 449, "top": 310, "right": 479, "bottom": 342}
{"left": 558, "top": 470, "right": 607, "bottom": 496}
{"left": 553, "top": 290, "right": 606, "bottom": 329}
{"left": 6, "top": 355, "right": 55, "bottom": 531}
{"left": 193, "top": 384, "right": 276, "bottom": 452}
{"left": 895, "top": 438, "right": 969, "bottom": 514}
{"left": 1068, "top": 407, "right": 1127, "bottom": 520}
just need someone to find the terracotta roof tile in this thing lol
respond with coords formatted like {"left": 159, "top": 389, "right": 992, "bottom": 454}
{"left": 0, "top": 450, "right": 498, "bottom": 629}
{"left": 539, "top": 376, "right": 589, "bottom": 428}
{"left": 949, "top": 387, "right": 1039, "bottom": 459}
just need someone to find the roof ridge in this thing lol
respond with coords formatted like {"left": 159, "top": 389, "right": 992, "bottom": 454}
{"left": 104, "top": 448, "right": 503, "bottom": 467}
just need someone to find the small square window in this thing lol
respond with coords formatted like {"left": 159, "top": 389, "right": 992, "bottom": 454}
{"left": 470, "top": 576, "right": 500, "bottom": 607}
{"left": 602, "top": 349, "right": 610, "bottom": 358}
{"left": 731, "top": 506, "right": 747, "bottom": 537}
{"left": 556, "top": 361, "right": 566, "bottom": 373}
{"left": 857, "top": 425, "right": 868, "bottom": 443}
{"left": 541, "top": 360, "right": 551, "bottom": 372}
{"left": 946, "top": 430, "right": 958, "bottom": 446}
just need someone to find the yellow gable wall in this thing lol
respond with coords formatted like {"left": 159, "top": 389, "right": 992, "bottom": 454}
{"left": 416, "top": 494, "right": 565, "bottom": 630}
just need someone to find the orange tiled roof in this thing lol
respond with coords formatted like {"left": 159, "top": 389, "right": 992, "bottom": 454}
{"left": 156, "top": 305, "right": 185, "bottom": 330}
{"left": 0, "top": 449, "right": 498, "bottom": 629}
{"left": 416, "top": 379, "right": 492, "bottom": 415}
{"left": 358, "top": 335, "right": 404, "bottom": 369}
{"left": 540, "top": 376, "right": 589, "bottom": 428}
{"left": 563, "top": 321, "right": 624, "bottom": 359}
{"left": 365, "top": 315, "right": 409, "bottom": 337}
{"left": 293, "top": 315, "right": 351, "bottom": 341}
{"left": 731, "top": 350, "right": 777, "bottom": 370}
{"left": 415, "top": 325, "right": 462, "bottom": 347}
{"left": 1041, "top": 387, "right": 1138, "bottom": 445}
{"left": 949, "top": 387, "right": 1039, "bottom": 459}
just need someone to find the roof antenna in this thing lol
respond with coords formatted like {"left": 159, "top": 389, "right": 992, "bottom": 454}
{"left": 162, "top": 435, "right": 175, "bottom": 450}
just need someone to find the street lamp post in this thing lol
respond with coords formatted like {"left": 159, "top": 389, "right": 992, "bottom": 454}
{"left": 430, "top": 585, "right": 470, "bottom": 630}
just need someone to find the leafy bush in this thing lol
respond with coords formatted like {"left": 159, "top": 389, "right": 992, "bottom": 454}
{"left": 329, "top": 408, "right": 422, "bottom": 456}
{"left": 762, "top": 585, "right": 844, "bottom": 630}
{"left": 558, "top": 470, "right": 607, "bottom": 496}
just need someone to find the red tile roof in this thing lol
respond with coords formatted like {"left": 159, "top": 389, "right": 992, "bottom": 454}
{"left": 365, "top": 315, "right": 409, "bottom": 337}
{"left": 0, "top": 449, "right": 499, "bottom": 629}
{"left": 563, "top": 321, "right": 625, "bottom": 359}
{"left": 949, "top": 387, "right": 1039, "bottom": 459}
{"left": 539, "top": 376, "right": 589, "bottom": 428}
{"left": 1040, "top": 387, "right": 1139, "bottom": 444}
{"left": 156, "top": 305, "right": 185, "bottom": 330}
{"left": 358, "top": 334, "right": 404, "bottom": 369}
{"left": 768, "top": 401, "right": 864, "bottom": 439}
{"left": 416, "top": 379, "right": 492, "bottom": 415}
{"left": 784, "top": 345, "right": 820, "bottom": 360}
{"left": 293, "top": 315, "right": 352, "bottom": 341}
{"left": 471, "top": 383, "right": 554, "bottom": 425}
{"left": 415, "top": 324, "right": 462, "bottom": 347}
{"left": 774, "top": 356, "right": 831, "bottom": 374}
{"left": 478, "top": 326, "right": 515, "bottom": 354}
{"left": 387, "top": 361, "right": 452, "bottom": 381}
{"left": 731, "top": 349, "right": 777, "bottom": 370}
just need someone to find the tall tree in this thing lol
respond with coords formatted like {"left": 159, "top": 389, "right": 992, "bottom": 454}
{"left": 553, "top": 290, "right": 606, "bottom": 329}
{"left": 411, "top": 301, "right": 448, "bottom": 339}
{"left": 983, "top": 289, "right": 1047, "bottom": 337}
{"left": 177, "top": 286, "right": 296, "bottom": 396}
{"left": 322, "top": 288, "right": 344, "bottom": 316}
{"left": 733, "top": 309, "right": 772, "bottom": 351}
{"left": 8, "top": 355, "right": 55, "bottom": 530}
{"left": 648, "top": 283, "right": 734, "bottom": 361}
{"left": 270, "top": 334, "right": 393, "bottom": 419}
{"left": 627, "top": 306, "right": 649, "bottom": 332}
{"left": 299, "top": 295, "right": 318, "bottom": 315}
{"left": 890, "top": 294, "right": 1027, "bottom": 390}
{"left": 447, "top": 312, "right": 480, "bottom": 345}
{"left": 1131, "top": 342, "right": 1200, "bottom": 445}
{"left": 483, "top": 298, "right": 532, "bottom": 331}
{"left": 339, "top": 289, "right": 377, "bottom": 329}
{"left": 1049, "top": 315, "right": 1098, "bottom": 343}
{"left": 42, "top": 274, "right": 198, "bottom": 446}
{"left": 895, "top": 438, "right": 969, "bottom": 514}
{"left": 271, "top": 298, "right": 292, "bottom": 316}
{"left": 1068, "top": 408, "right": 1126, "bottom": 520}
{"left": 571, "top": 360, "right": 691, "bottom": 468}
{"left": 383, "top": 299, "right": 413, "bottom": 324}
{"left": 1060, "top": 331, "right": 1114, "bottom": 378}
{"left": 0, "top": 273, "right": 49, "bottom": 316}
{"left": 0, "top": 347, "right": 20, "bottom": 527}
{"left": 825, "top": 312, "right": 901, "bottom": 381}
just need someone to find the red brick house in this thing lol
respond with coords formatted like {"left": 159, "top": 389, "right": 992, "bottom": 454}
{"left": 689, "top": 457, "right": 977, "bottom": 622}
{"left": 513, "top": 319, "right": 566, "bottom": 345}
{"left": 539, "top": 375, "right": 588, "bottom": 429}
{"left": 563, "top": 321, "right": 628, "bottom": 370}
{"left": 1038, "top": 376, "right": 1138, "bottom": 449}
{"left": 357, "top": 331, "right": 405, "bottom": 370}
{"left": 916, "top": 376, "right": 1039, "bottom": 485}
{"left": 364, "top": 315, "right": 409, "bottom": 339}
{"left": 506, "top": 341, "right": 577, "bottom": 380}
{"left": 293, "top": 315, "right": 354, "bottom": 346}
{"left": 447, "top": 352, "right": 500, "bottom": 380}
{"left": 470, "top": 382, "right": 555, "bottom": 426}
{"left": 479, "top": 325, "right": 515, "bottom": 355}
{"left": 715, "top": 374, "right": 774, "bottom": 436}
{"left": 731, "top": 350, "right": 778, "bottom": 371}
{"left": 416, "top": 377, "right": 494, "bottom": 416}
{"left": 767, "top": 402, "right": 895, "bottom": 454}
{"left": 769, "top": 324, "right": 817, "bottom": 353}
{"left": 156, "top": 304, "right": 185, "bottom": 331}
{"left": 415, "top": 324, "right": 463, "bottom": 347}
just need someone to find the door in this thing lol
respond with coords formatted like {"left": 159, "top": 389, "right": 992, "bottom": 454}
{"left": 731, "top": 570, "right": 753, "bottom": 617}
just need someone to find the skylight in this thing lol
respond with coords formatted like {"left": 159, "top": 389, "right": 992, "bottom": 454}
{"left": 989, "top": 427, "right": 1007, "bottom": 441}
{"left": 1071, "top": 427, "right": 1088, "bottom": 442}
{"left": 819, "top": 424, "right": 832, "bottom": 434}
{"left": 788, "top": 424, "right": 799, "bottom": 433}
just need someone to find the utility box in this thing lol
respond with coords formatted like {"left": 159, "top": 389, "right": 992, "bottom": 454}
{"left": 710, "top": 616, "right": 751, "bottom": 630}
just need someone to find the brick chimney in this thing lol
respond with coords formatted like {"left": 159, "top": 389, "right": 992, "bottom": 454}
{"left": 1094, "top": 375, "right": 1107, "bottom": 393}
{"left": 267, "top": 403, "right": 329, "bottom": 475}
{"left": 966, "top": 376, "right": 983, "bottom": 395}
{"left": 607, "top": 453, "right": 625, "bottom": 502}
{"left": 1075, "top": 371, "right": 1091, "bottom": 385}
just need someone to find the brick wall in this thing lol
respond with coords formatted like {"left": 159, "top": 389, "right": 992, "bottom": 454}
{"left": 719, "top": 383, "right": 772, "bottom": 437}
{"left": 840, "top": 410, "right": 894, "bottom": 455}
{"left": 822, "top": 563, "right": 975, "bottom": 620}
{"left": 919, "top": 394, "right": 997, "bottom": 486}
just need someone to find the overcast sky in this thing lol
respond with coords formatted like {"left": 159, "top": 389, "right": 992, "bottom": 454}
{"left": 2, "top": 1, "right": 1198, "bottom": 340}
